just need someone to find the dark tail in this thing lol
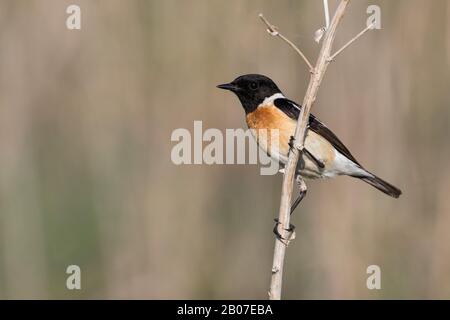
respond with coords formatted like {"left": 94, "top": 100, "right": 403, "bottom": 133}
{"left": 357, "top": 174, "right": 402, "bottom": 198}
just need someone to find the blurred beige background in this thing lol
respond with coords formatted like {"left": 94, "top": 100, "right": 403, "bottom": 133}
{"left": 0, "top": 0, "right": 449, "bottom": 299}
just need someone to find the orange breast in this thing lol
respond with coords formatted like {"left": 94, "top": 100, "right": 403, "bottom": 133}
{"left": 246, "top": 104, "right": 337, "bottom": 178}
{"left": 246, "top": 105, "right": 295, "bottom": 158}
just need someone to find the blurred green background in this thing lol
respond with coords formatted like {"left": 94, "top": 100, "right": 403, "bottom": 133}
{"left": 0, "top": 0, "right": 449, "bottom": 299}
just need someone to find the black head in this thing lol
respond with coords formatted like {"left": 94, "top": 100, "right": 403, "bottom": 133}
{"left": 217, "top": 74, "right": 282, "bottom": 113}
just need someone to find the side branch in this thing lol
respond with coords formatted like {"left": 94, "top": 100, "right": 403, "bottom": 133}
{"left": 259, "top": 14, "right": 314, "bottom": 72}
{"left": 329, "top": 22, "right": 375, "bottom": 61}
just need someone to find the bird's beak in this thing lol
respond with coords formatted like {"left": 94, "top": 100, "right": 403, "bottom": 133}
{"left": 217, "top": 82, "right": 238, "bottom": 92}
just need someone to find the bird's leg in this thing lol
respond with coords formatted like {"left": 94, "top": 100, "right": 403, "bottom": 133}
{"left": 290, "top": 176, "right": 307, "bottom": 214}
{"left": 273, "top": 175, "right": 307, "bottom": 242}
{"left": 290, "top": 135, "right": 324, "bottom": 169}
{"left": 304, "top": 148, "right": 325, "bottom": 169}
{"left": 273, "top": 137, "right": 308, "bottom": 242}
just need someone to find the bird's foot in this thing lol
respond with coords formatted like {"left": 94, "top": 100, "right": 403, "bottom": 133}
{"left": 288, "top": 136, "right": 295, "bottom": 150}
{"left": 273, "top": 218, "right": 296, "bottom": 245}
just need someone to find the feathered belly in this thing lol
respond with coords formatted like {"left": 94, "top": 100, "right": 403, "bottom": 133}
{"left": 246, "top": 105, "right": 339, "bottom": 179}
{"left": 253, "top": 129, "right": 339, "bottom": 179}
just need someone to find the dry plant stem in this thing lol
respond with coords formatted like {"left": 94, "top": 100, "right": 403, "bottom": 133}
{"left": 329, "top": 23, "right": 375, "bottom": 61}
{"left": 259, "top": 14, "right": 314, "bottom": 71}
{"left": 267, "top": 0, "right": 351, "bottom": 300}
{"left": 323, "top": 0, "right": 330, "bottom": 28}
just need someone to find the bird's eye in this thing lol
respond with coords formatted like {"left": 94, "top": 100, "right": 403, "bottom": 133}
{"left": 249, "top": 82, "right": 259, "bottom": 90}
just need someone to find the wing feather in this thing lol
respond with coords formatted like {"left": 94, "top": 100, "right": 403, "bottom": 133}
{"left": 274, "top": 98, "right": 360, "bottom": 165}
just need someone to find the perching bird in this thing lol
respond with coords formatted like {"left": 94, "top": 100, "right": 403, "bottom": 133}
{"left": 217, "top": 74, "right": 401, "bottom": 233}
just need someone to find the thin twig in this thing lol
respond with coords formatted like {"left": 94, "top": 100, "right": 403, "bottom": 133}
{"left": 328, "top": 22, "right": 375, "bottom": 61}
{"left": 259, "top": 14, "right": 314, "bottom": 72}
{"left": 267, "top": 0, "right": 351, "bottom": 301}
{"left": 323, "top": 0, "right": 330, "bottom": 29}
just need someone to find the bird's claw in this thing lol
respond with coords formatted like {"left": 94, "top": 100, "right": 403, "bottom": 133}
{"left": 273, "top": 219, "right": 296, "bottom": 244}
{"left": 288, "top": 136, "right": 302, "bottom": 152}
{"left": 288, "top": 136, "right": 295, "bottom": 150}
